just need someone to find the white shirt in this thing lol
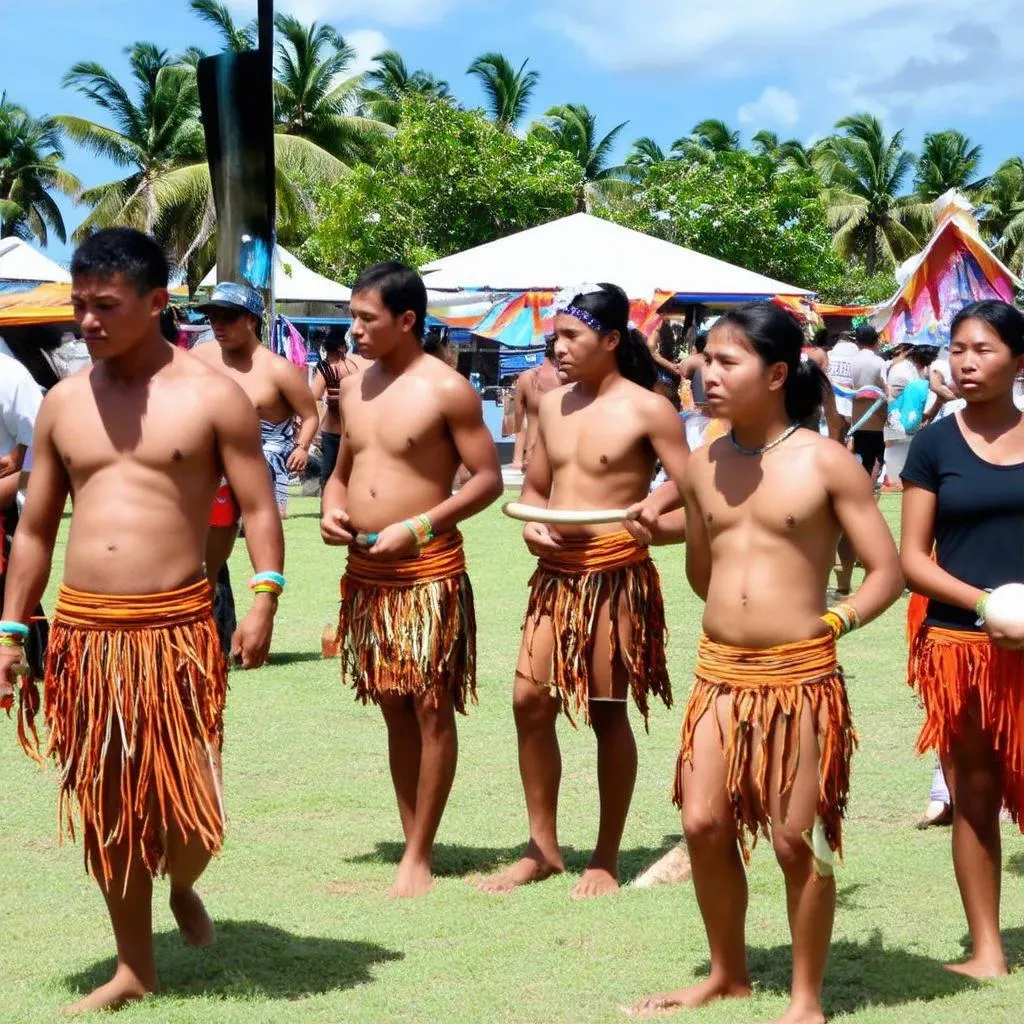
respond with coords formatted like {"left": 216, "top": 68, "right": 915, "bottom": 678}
{"left": 850, "top": 348, "right": 887, "bottom": 391}
{"left": 0, "top": 351, "right": 43, "bottom": 457}
{"left": 827, "top": 341, "right": 859, "bottom": 418}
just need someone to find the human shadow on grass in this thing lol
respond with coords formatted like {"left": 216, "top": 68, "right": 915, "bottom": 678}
{"left": 268, "top": 650, "right": 326, "bottom": 667}
{"left": 959, "top": 926, "right": 1024, "bottom": 969}
{"left": 688, "top": 929, "right": 977, "bottom": 1016}
{"left": 64, "top": 920, "right": 402, "bottom": 1001}
{"left": 1006, "top": 851, "right": 1024, "bottom": 877}
{"left": 347, "top": 841, "right": 674, "bottom": 880}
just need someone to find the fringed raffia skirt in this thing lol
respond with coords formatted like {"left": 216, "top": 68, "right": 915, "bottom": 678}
{"left": 524, "top": 531, "right": 670, "bottom": 728}
{"left": 19, "top": 580, "right": 226, "bottom": 883}
{"left": 675, "top": 633, "right": 856, "bottom": 862}
{"left": 909, "top": 626, "right": 1024, "bottom": 828}
{"left": 337, "top": 531, "right": 476, "bottom": 712}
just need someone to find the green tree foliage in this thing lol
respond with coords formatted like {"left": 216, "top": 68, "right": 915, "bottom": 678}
{"left": 0, "top": 95, "right": 80, "bottom": 244}
{"left": 604, "top": 151, "right": 846, "bottom": 295}
{"left": 302, "top": 96, "right": 579, "bottom": 281}
{"left": 465, "top": 53, "right": 538, "bottom": 132}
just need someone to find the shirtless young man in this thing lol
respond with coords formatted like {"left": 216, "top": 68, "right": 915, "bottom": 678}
{"left": 479, "top": 284, "right": 690, "bottom": 899}
{"left": 320, "top": 262, "right": 502, "bottom": 899}
{"left": 0, "top": 228, "right": 284, "bottom": 1013}
{"left": 193, "top": 284, "right": 317, "bottom": 572}
{"left": 629, "top": 303, "right": 902, "bottom": 1023}
{"left": 310, "top": 325, "right": 372, "bottom": 489}
{"left": 514, "top": 339, "right": 561, "bottom": 471}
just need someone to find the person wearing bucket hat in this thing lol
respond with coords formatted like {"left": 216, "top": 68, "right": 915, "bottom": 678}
{"left": 193, "top": 282, "right": 318, "bottom": 587}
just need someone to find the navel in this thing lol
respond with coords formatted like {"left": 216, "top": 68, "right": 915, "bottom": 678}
{"left": 785, "top": 514, "right": 796, "bottom": 529}
{"left": 369, "top": 487, "right": 377, "bottom": 499}
{"left": 599, "top": 454, "right": 609, "bottom": 465}
{"left": 406, "top": 437, "right": 415, "bottom": 449}
{"left": 172, "top": 449, "right": 183, "bottom": 462}
{"left": 705, "top": 512, "right": 713, "bottom": 523}
{"left": 63, "top": 454, "right": 72, "bottom": 467}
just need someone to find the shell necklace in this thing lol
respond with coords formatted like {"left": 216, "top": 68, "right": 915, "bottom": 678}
{"left": 728, "top": 423, "right": 800, "bottom": 456}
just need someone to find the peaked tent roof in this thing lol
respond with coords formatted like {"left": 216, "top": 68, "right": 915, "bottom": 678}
{"left": 0, "top": 237, "right": 71, "bottom": 284}
{"left": 200, "top": 245, "right": 351, "bottom": 302}
{"left": 420, "top": 213, "right": 811, "bottom": 300}
{"left": 872, "top": 190, "right": 1019, "bottom": 347}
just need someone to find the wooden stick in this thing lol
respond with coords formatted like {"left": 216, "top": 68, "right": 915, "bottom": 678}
{"left": 501, "top": 501, "right": 639, "bottom": 526}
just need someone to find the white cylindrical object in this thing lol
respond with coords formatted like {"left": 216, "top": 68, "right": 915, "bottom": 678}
{"left": 501, "top": 501, "right": 637, "bottom": 526}
{"left": 983, "top": 583, "right": 1024, "bottom": 632}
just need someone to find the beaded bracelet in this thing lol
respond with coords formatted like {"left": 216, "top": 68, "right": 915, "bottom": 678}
{"left": 401, "top": 515, "right": 435, "bottom": 549}
{"left": 249, "top": 571, "right": 285, "bottom": 597}
{"left": 0, "top": 635, "right": 26, "bottom": 649}
{"left": 976, "top": 591, "right": 990, "bottom": 624}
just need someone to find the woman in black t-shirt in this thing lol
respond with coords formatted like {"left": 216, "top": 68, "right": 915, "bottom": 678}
{"left": 900, "top": 299, "right": 1024, "bottom": 979}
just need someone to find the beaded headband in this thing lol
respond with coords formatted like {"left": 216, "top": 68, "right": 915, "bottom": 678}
{"left": 555, "top": 283, "right": 606, "bottom": 333}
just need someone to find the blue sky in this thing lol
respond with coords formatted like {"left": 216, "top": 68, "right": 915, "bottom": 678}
{"left": 7, "top": 0, "right": 1024, "bottom": 264}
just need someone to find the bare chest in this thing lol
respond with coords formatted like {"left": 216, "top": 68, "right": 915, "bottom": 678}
{"left": 343, "top": 385, "right": 448, "bottom": 460}
{"left": 545, "top": 405, "right": 649, "bottom": 476}
{"left": 53, "top": 389, "right": 216, "bottom": 482}
{"left": 696, "top": 456, "right": 832, "bottom": 543}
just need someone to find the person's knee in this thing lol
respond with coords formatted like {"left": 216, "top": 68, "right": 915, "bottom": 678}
{"left": 512, "top": 678, "right": 557, "bottom": 728}
{"left": 683, "top": 806, "right": 735, "bottom": 850}
{"left": 954, "top": 768, "right": 1003, "bottom": 825}
{"left": 414, "top": 691, "right": 456, "bottom": 737}
{"left": 589, "top": 699, "right": 630, "bottom": 734}
{"left": 772, "top": 826, "right": 812, "bottom": 876}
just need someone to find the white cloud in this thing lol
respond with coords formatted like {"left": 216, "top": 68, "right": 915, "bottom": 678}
{"left": 737, "top": 86, "right": 799, "bottom": 127}
{"left": 225, "top": 0, "right": 459, "bottom": 26}
{"left": 346, "top": 29, "right": 388, "bottom": 76}
{"left": 541, "top": 0, "right": 1024, "bottom": 120}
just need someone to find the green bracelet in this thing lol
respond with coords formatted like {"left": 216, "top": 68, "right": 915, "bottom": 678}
{"left": 976, "top": 592, "right": 990, "bottom": 623}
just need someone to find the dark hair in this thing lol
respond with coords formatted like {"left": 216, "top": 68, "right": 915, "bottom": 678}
{"left": 70, "top": 227, "right": 169, "bottom": 293}
{"left": 853, "top": 323, "right": 878, "bottom": 349}
{"left": 714, "top": 302, "right": 826, "bottom": 423}
{"left": 0, "top": 324, "right": 64, "bottom": 390}
{"left": 323, "top": 325, "right": 348, "bottom": 352}
{"left": 159, "top": 307, "right": 178, "bottom": 343}
{"left": 951, "top": 300, "right": 1024, "bottom": 356}
{"left": 423, "top": 335, "right": 450, "bottom": 358}
{"left": 544, "top": 334, "right": 556, "bottom": 358}
{"left": 694, "top": 334, "right": 707, "bottom": 355}
{"left": 812, "top": 327, "right": 830, "bottom": 349}
{"left": 352, "top": 261, "right": 427, "bottom": 341}
{"left": 907, "top": 346, "right": 936, "bottom": 370}
{"left": 653, "top": 377, "right": 681, "bottom": 411}
{"left": 567, "top": 283, "right": 657, "bottom": 389}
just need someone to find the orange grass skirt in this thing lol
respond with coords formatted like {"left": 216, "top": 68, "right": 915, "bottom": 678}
{"left": 19, "top": 580, "right": 226, "bottom": 882}
{"left": 908, "top": 625, "right": 1024, "bottom": 829}
{"left": 675, "top": 633, "right": 856, "bottom": 861}
{"left": 337, "top": 531, "right": 476, "bottom": 711}
{"left": 523, "top": 531, "right": 670, "bottom": 729}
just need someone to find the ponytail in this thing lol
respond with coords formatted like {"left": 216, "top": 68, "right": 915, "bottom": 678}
{"left": 786, "top": 358, "right": 827, "bottom": 424}
{"left": 616, "top": 328, "right": 658, "bottom": 390}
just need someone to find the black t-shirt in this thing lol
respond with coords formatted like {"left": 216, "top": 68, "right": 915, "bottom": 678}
{"left": 901, "top": 415, "right": 1024, "bottom": 630}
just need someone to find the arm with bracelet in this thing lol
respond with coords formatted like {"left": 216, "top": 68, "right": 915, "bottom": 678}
{"left": 361, "top": 374, "right": 503, "bottom": 559}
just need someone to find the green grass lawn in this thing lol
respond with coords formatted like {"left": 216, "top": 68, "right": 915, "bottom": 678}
{"left": 1, "top": 493, "right": 1021, "bottom": 1023}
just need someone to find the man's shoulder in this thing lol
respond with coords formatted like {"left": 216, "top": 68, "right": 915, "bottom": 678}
{"left": 174, "top": 350, "right": 248, "bottom": 403}
{"left": 0, "top": 351, "right": 40, "bottom": 392}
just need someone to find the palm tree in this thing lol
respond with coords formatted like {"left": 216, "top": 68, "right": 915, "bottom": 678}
{"left": 914, "top": 129, "right": 985, "bottom": 201}
{"left": 751, "top": 129, "right": 780, "bottom": 162}
{"left": 816, "top": 112, "right": 931, "bottom": 275}
{"left": 273, "top": 14, "right": 390, "bottom": 166}
{"left": 980, "top": 157, "right": 1024, "bottom": 274}
{"left": 625, "top": 136, "right": 666, "bottom": 179}
{"left": 465, "top": 53, "right": 538, "bottom": 132}
{"left": 778, "top": 138, "right": 816, "bottom": 172}
{"left": 362, "top": 50, "right": 453, "bottom": 126}
{"left": 691, "top": 118, "right": 741, "bottom": 153}
{"left": 189, "top": 0, "right": 256, "bottom": 51}
{"left": 56, "top": 43, "right": 207, "bottom": 240}
{"left": 0, "top": 95, "right": 80, "bottom": 244}
{"left": 529, "top": 104, "right": 628, "bottom": 211}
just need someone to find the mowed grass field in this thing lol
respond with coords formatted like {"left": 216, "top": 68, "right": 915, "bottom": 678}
{"left": 1, "top": 494, "right": 1022, "bottom": 1023}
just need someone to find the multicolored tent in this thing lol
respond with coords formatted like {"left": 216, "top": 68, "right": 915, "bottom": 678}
{"left": 873, "top": 190, "right": 1018, "bottom": 347}
{"left": 0, "top": 282, "right": 190, "bottom": 328}
{"left": 433, "top": 289, "right": 675, "bottom": 348}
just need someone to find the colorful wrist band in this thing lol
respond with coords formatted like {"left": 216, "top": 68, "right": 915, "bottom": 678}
{"left": 822, "top": 603, "right": 861, "bottom": 639}
{"left": 0, "top": 621, "right": 29, "bottom": 638}
{"left": 417, "top": 514, "right": 435, "bottom": 544}
{"left": 820, "top": 611, "right": 845, "bottom": 639}
{"left": 250, "top": 571, "right": 286, "bottom": 591}
{"left": 0, "top": 635, "right": 26, "bottom": 648}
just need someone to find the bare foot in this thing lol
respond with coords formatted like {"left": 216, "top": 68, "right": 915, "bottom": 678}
{"left": 944, "top": 956, "right": 1009, "bottom": 979}
{"left": 772, "top": 1004, "right": 825, "bottom": 1024}
{"left": 388, "top": 857, "right": 435, "bottom": 899}
{"left": 571, "top": 866, "right": 619, "bottom": 900}
{"left": 477, "top": 842, "right": 563, "bottom": 894}
{"left": 170, "top": 887, "right": 216, "bottom": 947}
{"left": 63, "top": 966, "right": 154, "bottom": 1015}
{"left": 623, "top": 977, "right": 752, "bottom": 1017}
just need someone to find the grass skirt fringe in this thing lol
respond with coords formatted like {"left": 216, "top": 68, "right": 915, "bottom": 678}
{"left": 909, "top": 626, "right": 1024, "bottom": 829}
{"left": 525, "top": 531, "right": 670, "bottom": 729}
{"left": 674, "top": 634, "right": 856, "bottom": 862}
{"left": 19, "top": 580, "right": 226, "bottom": 883}
{"left": 338, "top": 531, "right": 476, "bottom": 712}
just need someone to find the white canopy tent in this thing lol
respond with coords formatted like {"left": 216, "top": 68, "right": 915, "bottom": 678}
{"left": 421, "top": 213, "right": 811, "bottom": 301}
{"left": 0, "top": 237, "right": 71, "bottom": 284}
{"left": 200, "top": 245, "right": 351, "bottom": 303}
